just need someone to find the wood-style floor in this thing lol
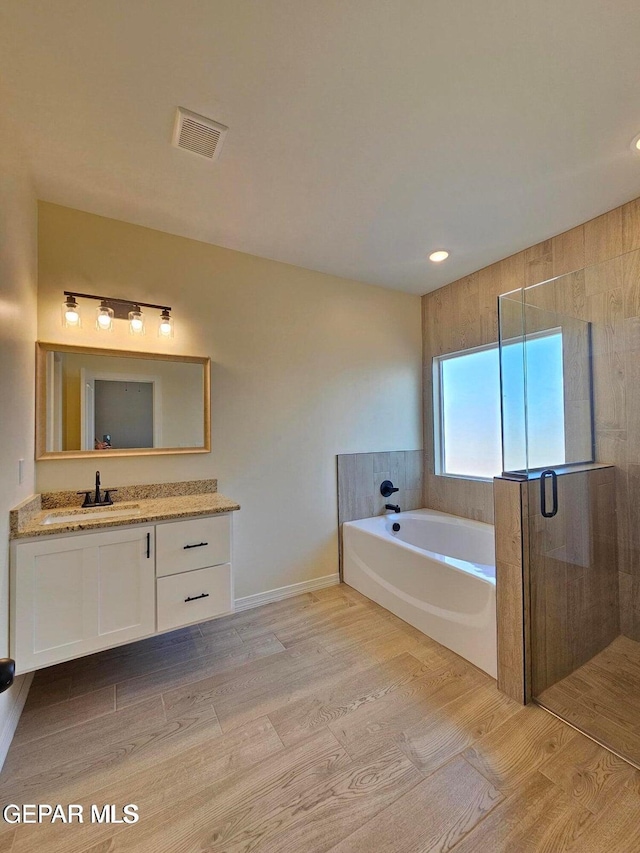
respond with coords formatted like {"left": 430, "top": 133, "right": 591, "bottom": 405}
{"left": 1, "top": 583, "right": 640, "bottom": 852}
{"left": 538, "top": 635, "right": 640, "bottom": 770}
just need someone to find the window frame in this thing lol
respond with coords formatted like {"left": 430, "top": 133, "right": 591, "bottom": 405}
{"left": 432, "top": 340, "right": 501, "bottom": 484}
{"left": 432, "top": 327, "right": 570, "bottom": 483}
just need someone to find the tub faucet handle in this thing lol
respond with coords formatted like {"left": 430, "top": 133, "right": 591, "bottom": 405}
{"left": 380, "top": 480, "right": 399, "bottom": 498}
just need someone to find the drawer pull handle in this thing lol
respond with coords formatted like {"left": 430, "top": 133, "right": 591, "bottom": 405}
{"left": 185, "top": 593, "right": 210, "bottom": 603}
{"left": 183, "top": 542, "right": 209, "bottom": 550}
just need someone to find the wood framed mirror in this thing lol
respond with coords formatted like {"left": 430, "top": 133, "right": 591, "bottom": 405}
{"left": 36, "top": 342, "right": 211, "bottom": 459}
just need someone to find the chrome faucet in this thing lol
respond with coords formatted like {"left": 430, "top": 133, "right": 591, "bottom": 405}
{"left": 77, "top": 471, "right": 117, "bottom": 508}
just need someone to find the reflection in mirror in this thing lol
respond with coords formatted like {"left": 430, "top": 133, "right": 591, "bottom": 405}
{"left": 37, "top": 344, "right": 210, "bottom": 458}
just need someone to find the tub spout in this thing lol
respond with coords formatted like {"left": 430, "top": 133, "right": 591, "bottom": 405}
{"left": 385, "top": 504, "right": 401, "bottom": 513}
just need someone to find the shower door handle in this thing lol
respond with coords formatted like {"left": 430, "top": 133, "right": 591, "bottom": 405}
{"left": 540, "top": 470, "right": 558, "bottom": 518}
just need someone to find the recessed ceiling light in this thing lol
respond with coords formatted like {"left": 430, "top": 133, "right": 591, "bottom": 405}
{"left": 429, "top": 250, "right": 449, "bottom": 263}
{"left": 632, "top": 133, "right": 640, "bottom": 153}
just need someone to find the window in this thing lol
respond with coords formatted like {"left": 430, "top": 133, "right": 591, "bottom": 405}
{"left": 433, "top": 331, "right": 566, "bottom": 481}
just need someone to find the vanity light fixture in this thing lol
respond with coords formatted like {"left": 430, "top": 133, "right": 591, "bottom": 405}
{"left": 429, "top": 250, "right": 449, "bottom": 263}
{"left": 158, "top": 308, "right": 174, "bottom": 338}
{"left": 62, "top": 295, "right": 81, "bottom": 327}
{"left": 62, "top": 292, "right": 173, "bottom": 338}
{"left": 96, "top": 301, "right": 114, "bottom": 331}
{"left": 128, "top": 306, "right": 145, "bottom": 335}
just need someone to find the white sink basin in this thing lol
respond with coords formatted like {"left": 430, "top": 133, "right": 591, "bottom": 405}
{"left": 41, "top": 505, "right": 142, "bottom": 525}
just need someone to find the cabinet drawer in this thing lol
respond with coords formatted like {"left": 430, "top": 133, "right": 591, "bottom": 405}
{"left": 156, "top": 515, "right": 231, "bottom": 578}
{"left": 156, "top": 563, "right": 232, "bottom": 632}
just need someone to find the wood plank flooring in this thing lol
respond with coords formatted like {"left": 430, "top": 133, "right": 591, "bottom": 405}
{"left": 1, "top": 583, "right": 640, "bottom": 852}
{"left": 538, "top": 635, "right": 640, "bottom": 768}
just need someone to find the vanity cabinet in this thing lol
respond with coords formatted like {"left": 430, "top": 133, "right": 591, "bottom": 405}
{"left": 155, "top": 514, "right": 233, "bottom": 631}
{"left": 155, "top": 515, "right": 230, "bottom": 578}
{"left": 157, "top": 564, "right": 232, "bottom": 632}
{"left": 11, "top": 512, "right": 234, "bottom": 673}
{"left": 11, "top": 526, "right": 156, "bottom": 672}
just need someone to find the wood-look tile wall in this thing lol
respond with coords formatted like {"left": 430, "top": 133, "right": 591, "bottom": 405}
{"left": 336, "top": 449, "right": 423, "bottom": 577}
{"left": 422, "top": 253, "right": 530, "bottom": 524}
{"left": 494, "top": 467, "right": 617, "bottom": 702}
{"left": 422, "top": 195, "right": 640, "bottom": 637}
{"left": 493, "top": 477, "right": 530, "bottom": 704}
{"left": 337, "top": 450, "right": 423, "bottom": 526}
{"left": 422, "top": 197, "right": 640, "bottom": 512}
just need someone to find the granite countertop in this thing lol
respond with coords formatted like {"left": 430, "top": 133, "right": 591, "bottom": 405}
{"left": 10, "top": 479, "right": 240, "bottom": 540}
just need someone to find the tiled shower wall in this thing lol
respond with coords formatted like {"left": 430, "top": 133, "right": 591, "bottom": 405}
{"left": 422, "top": 195, "right": 640, "bottom": 638}
{"left": 494, "top": 466, "right": 618, "bottom": 704}
{"left": 527, "top": 467, "right": 619, "bottom": 691}
{"left": 337, "top": 450, "right": 423, "bottom": 525}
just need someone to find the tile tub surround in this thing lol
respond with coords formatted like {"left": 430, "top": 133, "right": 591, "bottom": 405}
{"left": 337, "top": 450, "right": 423, "bottom": 525}
{"left": 10, "top": 479, "right": 239, "bottom": 539}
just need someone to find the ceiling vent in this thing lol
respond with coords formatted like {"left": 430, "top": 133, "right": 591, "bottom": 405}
{"left": 172, "top": 107, "right": 228, "bottom": 160}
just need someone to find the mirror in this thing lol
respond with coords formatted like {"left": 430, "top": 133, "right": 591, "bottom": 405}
{"left": 36, "top": 343, "right": 210, "bottom": 459}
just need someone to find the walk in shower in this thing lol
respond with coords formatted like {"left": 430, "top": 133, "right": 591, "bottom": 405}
{"left": 499, "top": 250, "right": 640, "bottom": 767}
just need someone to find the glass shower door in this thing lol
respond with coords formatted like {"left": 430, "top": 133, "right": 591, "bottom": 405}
{"left": 499, "top": 268, "right": 629, "bottom": 762}
{"left": 528, "top": 465, "right": 618, "bottom": 706}
{"left": 519, "top": 287, "right": 604, "bottom": 707}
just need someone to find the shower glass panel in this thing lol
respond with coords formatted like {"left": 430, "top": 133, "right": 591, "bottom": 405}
{"left": 498, "top": 259, "right": 638, "bottom": 766}
{"left": 499, "top": 282, "right": 594, "bottom": 476}
{"left": 498, "top": 292, "right": 527, "bottom": 474}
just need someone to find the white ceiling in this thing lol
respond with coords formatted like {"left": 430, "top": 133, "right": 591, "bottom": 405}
{"left": 2, "top": 1, "right": 640, "bottom": 295}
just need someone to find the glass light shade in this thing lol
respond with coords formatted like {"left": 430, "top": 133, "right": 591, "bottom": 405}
{"left": 128, "top": 307, "right": 145, "bottom": 335}
{"left": 62, "top": 297, "right": 81, "bottom": 327}
{"left": 158, "top": 310, "right": 173, "bottom": 338}
{"left": 96, "top": 303, "right": 114, "bottom": 331}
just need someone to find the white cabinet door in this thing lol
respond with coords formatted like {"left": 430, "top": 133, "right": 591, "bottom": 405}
{"left": 12, "top": 526, "right": 155, "bottom": 672}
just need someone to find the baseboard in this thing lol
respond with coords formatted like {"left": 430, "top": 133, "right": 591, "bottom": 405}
{"left": 234, "top": 573, "right": 340, "bottom": 613}
{"left": 0, "top": 671, "right": 33, "bottom": 770}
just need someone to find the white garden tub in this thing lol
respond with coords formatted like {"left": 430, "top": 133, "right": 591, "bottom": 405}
{"left": 343, "top": 508, "right": 497, "bottom": 677}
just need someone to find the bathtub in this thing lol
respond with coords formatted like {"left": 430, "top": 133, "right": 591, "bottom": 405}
{"left": 343, "top": 508, "right": 497, "bottom": 678}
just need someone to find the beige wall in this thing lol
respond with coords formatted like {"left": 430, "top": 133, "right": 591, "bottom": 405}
{"left": 0, "top": 137, "right": 38, "bottom": 741}
{"left": 37, "top": 203, "right": 423, "bottom": 598}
